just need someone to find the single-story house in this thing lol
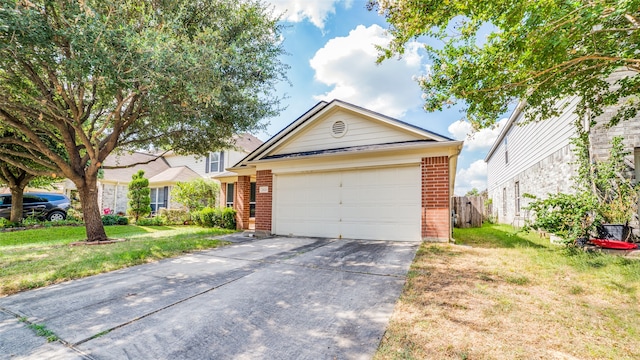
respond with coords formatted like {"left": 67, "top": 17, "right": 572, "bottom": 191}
{"left": 215, "top": 99, "right": 463, "bottom": 242}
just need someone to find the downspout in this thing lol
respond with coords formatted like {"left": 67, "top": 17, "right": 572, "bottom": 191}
{"left": 449, "top": 143, "right": 463, "bottom": 242}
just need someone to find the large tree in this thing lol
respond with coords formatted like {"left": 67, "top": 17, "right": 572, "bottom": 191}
{"left": 0, "top": 0, "right": 286, "bottom": 241}
{"left": 0, "top": 164, "right": 59, "bottom": 222}
{"left": 369, "top": 0, "right": 640, "bottom": 129}
{"left": 0, "top": 128, "right": 60, "bottom": 222}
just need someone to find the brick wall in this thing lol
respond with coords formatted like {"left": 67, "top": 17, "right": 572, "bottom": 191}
{"left": 220, "top": 183, "right": 227, "bottom": 208}
{"left": 422, "top": 156, "right": 451, "bottom": 241}
{"left": 255, "top": 170, "right": 272, "bottom": 233}
{"left": 235, "top": 176, "right": 251, "bottom": 230}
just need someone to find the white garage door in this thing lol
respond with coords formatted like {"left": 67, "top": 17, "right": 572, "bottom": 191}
{"left": 273, "top": 166, "right": 421, "bottom": 241}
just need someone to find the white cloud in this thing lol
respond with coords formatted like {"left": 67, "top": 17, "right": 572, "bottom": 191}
{"left": 269, "top": 0, "right": 350, "bottom": 29}
{"left": 448, "top": 118, "right": 508, "bottom": 151}
{"left": 309, "top": 24, "right": 424, "bottom": 118}
{"left": 455, "top": 160, "right": 487, "bottom": 196}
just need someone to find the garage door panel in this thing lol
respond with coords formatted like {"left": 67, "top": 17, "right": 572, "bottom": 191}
{"left": 274, "top": 166, "right": 421, "bottom": 241}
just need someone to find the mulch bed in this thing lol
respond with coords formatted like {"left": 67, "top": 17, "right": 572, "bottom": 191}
{"left": 69, "top": 238, "right": 127, "bottom": 246}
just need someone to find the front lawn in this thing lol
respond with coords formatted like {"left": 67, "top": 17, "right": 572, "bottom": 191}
{"left": 376, "top": 223, "right": 640, "bottom": 359}
{"left": 0, "top": 225, "right": 235, "bottom": 296}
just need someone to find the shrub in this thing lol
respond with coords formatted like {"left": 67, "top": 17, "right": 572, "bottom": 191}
{"left": 172, "top": 178, "right": 220, "bottom": 212}
{"left": 44, "top": 219, "right": 84, "bottom": 227}
{"left": 192, "top": 207, "right": 236, "bottom": 229}
{"left": 21, "top": 216, "right": 42, "bottom": 227}
{"left": 221, "top": 207, "right": 236, "bottom": 229}
{"left": 158, "top": 208, "right": 190, "bottom": 225}
{"left": 192, "top": 207, "right": 221, "bottom": 228}
{"left": 128, "top": 170, "right": 151, "bottom": 222}
{"left": 136, "top": 216, "right": 165, "bottom": 226}
{"left": 523, "top": 192, "right": 600, "bottom": 240}
{"left": 102, "top": 215, "right": 129, "bottom": 226}
{"left": 0, "top": 217, "right": 14, "bottom": 228}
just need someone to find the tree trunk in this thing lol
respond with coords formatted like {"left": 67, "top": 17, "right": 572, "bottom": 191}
{"left": 9, "top": 186, "right": 24, "bottom": 223}
{"left": 77, "top": 176, "right": 108, "bottom": 242}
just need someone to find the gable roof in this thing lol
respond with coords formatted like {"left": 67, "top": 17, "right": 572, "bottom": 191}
{"left": 102, "top": 152, "right": 170, "bottom": 183}
{"left": 230, "top": 99, "right": 454, "bottom": 169}
{"left": 148, "top": 166, "right": 200, "bottom": 184}
{"left": 233, "top": 133, "right": 263, "bottom": 153}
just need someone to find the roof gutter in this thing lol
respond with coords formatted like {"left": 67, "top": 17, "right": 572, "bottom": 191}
{"left": 235, "top": 140, "right": 464, "bottom": 166}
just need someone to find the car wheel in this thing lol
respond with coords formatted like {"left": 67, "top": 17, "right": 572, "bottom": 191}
{"left": 47, "top": 211, "right": 66, "bottom": 221}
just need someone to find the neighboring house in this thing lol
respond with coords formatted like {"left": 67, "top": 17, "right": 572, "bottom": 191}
{"left": 215, "top": 99, "right": 463, "bottom": 242}
{"left": 98, "top": 152, "right": 173, "bottom": 214}
{"left": 93, "top": 134, "right": 263, "bottom": 214}
{"left": 485, "top": 92, "right": 640, "bottom": 227}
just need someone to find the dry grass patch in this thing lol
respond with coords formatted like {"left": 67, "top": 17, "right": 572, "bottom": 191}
{"left": 376, "top": 224, "right": 640, "bottom": 360}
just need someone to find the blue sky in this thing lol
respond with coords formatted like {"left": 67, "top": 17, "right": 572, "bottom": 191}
{"left": 261, "top": 0, "right": 508, "bottom": 195}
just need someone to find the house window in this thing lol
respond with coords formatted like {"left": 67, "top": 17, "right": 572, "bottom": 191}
{"left": 250, "top": 182, "right": 256, "bottom": 218}
{"left": 502, "top": 187, "right": 507, "bottom": 216}
{"left": 226, "top": 183, "right": 234, "bottom": 208}
{"left": 504, "top": 137, "right": 508, "bottom": 164}
{"left": 514, "top": 181, "right": 521, "bottom": 216}
{"left": 206, "top": 151, "right": 225, "bottom": 173}
{"left": 150, "top": 186, "right": 168, "bottom": 213}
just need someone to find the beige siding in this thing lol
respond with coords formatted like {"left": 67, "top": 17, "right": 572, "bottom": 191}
{"left": 164, "top": 150, "right": 247, "bottom": 178}
{"left": 164, "top": 154, "right": 207, "bottom": 177}
{"left": 227, "top": 150, "right": 246, "bottom": 169}
{"left": 272, "top": 109, "right": 420, "bottom": 155}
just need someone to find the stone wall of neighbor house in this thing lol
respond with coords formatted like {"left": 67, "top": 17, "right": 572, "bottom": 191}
{"left": 590, "top": 117, "right": 640, "bottom": 179}
{"left": 488, "top": 144, "right": 577, "bottom": 227}
{"left": 589, "top": 114, "right": 640, "bottom": 229}
{"left": 100, "top": 183, "right": 129, "bottom": 214}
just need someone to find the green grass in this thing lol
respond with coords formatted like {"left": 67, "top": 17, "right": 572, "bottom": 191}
{"left": 0, "top": 225, "right": 235, "bottom": 295}
{"left": 454, "top": 223, "right": 640, "bottom": 285}
{"left": 0, "top": 225, "right": 156, "bottom": 248}
{"left": 28, "top": 323, "right": 59, "bottom": 342}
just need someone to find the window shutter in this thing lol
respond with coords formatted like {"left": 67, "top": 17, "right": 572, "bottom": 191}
{"left": 219, "top": 151, "right": 225, "bottom": 172}
{"left": 163, "top": 186, "right": 169, "bottom": 208}
{"left": 205, "top": 154, "right": 210, "bottom": 173}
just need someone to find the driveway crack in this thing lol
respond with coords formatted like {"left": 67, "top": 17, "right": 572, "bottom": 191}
{"left": 71, "top": 269, "right": 256, "bottom": 347}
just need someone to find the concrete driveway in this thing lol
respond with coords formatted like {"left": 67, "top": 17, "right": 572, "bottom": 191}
{"left": 0, "top": 236, "right": 418, "bottom": 360}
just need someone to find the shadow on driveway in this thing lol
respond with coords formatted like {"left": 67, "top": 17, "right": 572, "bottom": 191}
{"left": 0, "top": 236, "right": 418, "bottom": 360}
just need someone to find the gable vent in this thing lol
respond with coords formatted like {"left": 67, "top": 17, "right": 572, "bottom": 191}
{"left": 331, "top": 120, "right": 347, "bottom": 138}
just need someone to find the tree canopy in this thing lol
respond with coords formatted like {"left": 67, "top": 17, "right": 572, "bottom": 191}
{"left": 369, "top": 0, "right": 640, "bottom": 129}
{"left": 172, "top": 178, "right": 220, "bottom": 212}
{"left": 0, "top": 0, "right": 287, "bottom": 241}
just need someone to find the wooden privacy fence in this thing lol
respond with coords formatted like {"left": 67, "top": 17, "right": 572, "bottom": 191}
{"left": 453, "top": 196, "right": 484, "bottom": 228}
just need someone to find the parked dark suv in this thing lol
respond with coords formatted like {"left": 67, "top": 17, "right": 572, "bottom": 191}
{"left": 0, "top": 192, "right": 71, "bottom": 221}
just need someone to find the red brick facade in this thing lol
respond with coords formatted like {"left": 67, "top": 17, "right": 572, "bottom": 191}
{"left": 255, "top": 170, "right": 273, "bottom": 233}
{"left": 235, "top": 176, "right": 251, "bottom": 230}
{"left": 421, "top": 156, "right": 451, "bottom": 241}
{"left": 220, "top": 183, "right": 227, "bottom": 208}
